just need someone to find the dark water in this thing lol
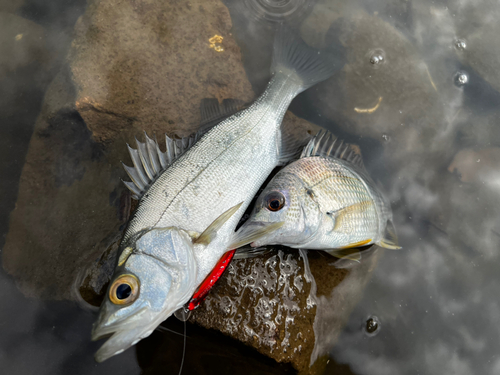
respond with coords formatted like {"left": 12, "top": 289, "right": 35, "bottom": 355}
{"left": 2, "top": 0, "right": 500, "bottom": 374}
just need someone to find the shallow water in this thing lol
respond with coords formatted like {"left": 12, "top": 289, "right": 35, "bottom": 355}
{"left": 2, "top": 0, "right": 500, "bottom": 374}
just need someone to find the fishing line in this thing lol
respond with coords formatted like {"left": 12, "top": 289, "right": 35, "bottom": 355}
{"left": 155, "top": 325, "right": 188, "bottom": 338}
{"left": 178, "top": 312, "right": 187, "bottom": 375}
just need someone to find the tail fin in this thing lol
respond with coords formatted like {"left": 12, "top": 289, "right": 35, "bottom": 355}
{"left": 271, "top": 24, "right": 344, "bottom": 93}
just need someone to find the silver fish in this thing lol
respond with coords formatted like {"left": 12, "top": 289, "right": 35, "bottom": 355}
{"left": 91, "top": 28, "right": 343, "bottom": 361}
{"left": 233, "top": 130, "right": 401, "bottom": 261}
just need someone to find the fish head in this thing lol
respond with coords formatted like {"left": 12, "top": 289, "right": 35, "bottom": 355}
{"left": 92, "top": 227, "right": 197, "bottom": 362}
{"left": 239, "top": 174, "right": 318, "bottom": 247}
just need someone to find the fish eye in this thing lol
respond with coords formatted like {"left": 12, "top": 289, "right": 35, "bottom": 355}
{"left": 265, "top": 191, "right": 285, "bottom": 212}
{"left": 109, "top": 274, "right": 140, "bottom": 305}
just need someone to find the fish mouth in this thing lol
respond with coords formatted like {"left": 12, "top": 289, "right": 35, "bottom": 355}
{"left": 92, "top": 307, "right": 157, "bottom": 362}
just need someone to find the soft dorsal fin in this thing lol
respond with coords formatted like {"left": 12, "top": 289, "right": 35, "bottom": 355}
{"left": 199, "top": 98, "right": 245, "bottom": 135}
{"left": 122, "top": 132, "right": 199, "bottom": 200}
{"left": 300, "top": 130, "right": 365, "bottom": 169}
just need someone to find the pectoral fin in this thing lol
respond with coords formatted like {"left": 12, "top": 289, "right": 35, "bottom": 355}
{"left": 228, "top": 221, "right": 285, "bottom": 250}
{"left": 332, "top": 201, "right": 374, "bottom": 232}
{"left": 194, "top": 202, "right": 243, "bottom": 245}
{"left": 324, "top": 248, "right": 362, "bottom": 262}
{"left": 377, "top": 219, "right": 402, "bottom": 250}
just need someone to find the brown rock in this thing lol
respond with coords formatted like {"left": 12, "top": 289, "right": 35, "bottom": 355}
{"left": 2, "top": 68, "right": 127, "bottom": 300}
{"left": 2, "top": 0, "right": 257, "bottom": 299}
{"left": 69, "top": 0, "right": 254, "bottom": 142}
{"left": 3, "top": 0, "right": 320, "bottom": 301}
{"left": 190, "top": 248, "right": 382, "bottom": 374}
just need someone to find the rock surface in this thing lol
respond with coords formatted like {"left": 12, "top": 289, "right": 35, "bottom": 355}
{"left": 69, "top": 0, "right": 254, "bottom": 142}
{"left": 190, "top": 248, "right": 382, "bottom": 374}
{"left": 2, "top": 0, "right": 258, "bottom": 299}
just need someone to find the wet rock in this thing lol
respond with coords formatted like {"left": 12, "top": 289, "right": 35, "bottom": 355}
{"left": 190, "top": 248, "right": 382, "bottom": 374}
{"left": 2, "top": 67, "right": 127, "bottom": 300}
{"left": 69, "top": 0, "right": 254, "bottom": 142}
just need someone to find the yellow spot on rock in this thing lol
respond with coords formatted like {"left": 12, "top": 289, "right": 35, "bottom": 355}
{"left": 15, "top": 34, "right": 23, "bottom": 41}
{"left": 209, "top": 34, "right": 224, "bottom": 52}
{"left": 354, "top": 97, "right": 383, "bottom": 113}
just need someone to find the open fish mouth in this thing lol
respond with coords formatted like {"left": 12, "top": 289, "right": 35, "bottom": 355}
{"left": 92, "top": 307, "right": 157, "bottom": 362}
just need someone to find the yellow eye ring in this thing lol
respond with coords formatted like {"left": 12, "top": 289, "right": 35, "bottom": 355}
{"left": 109, "top": 274, "right": 140, "bottom": 305}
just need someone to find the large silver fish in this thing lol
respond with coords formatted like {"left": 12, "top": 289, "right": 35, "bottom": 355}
{"left": 91, "top": 29, "right": 343, "bottom": 361}
{"left": 233, "top": 130, "right": 401, "bottom": 260}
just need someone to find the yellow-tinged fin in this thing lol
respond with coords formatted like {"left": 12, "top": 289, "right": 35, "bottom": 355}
{"left": 332, "top": 201, "right": 374, "bottom": 232}
{"left": 324, "top": 248, "right": 362, "bottom": 262}
{"left": 117, "top": 246, "right": 134, "bottom": 266}
{"left": 194, "top": 202, "right": 243, "bottom": 245}
{"left": 339, "top": 238, "right": 373, "bottom": 249}
{"left": 228, "top": 221, "right": 285, "bottom": 250}
{"left": 377, "top": 219, "right": 402, "bottom": 250}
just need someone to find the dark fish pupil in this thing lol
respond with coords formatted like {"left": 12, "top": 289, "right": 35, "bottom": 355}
{"left": 116, "top": 284, "right": 132, "bottom": 300}
{"left": 270, "top": 200, "right": 280, "bottom": 210}
{"left": 266, "top": 191, "right": 285, "bottom": 211}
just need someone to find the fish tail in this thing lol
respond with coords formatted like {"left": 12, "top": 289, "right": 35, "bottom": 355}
{"left": 271, "top": 24, "right": 344, "bottom": 95}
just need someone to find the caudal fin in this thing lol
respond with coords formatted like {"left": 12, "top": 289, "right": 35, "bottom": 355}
{"left": 271, "top": 24, "right": 344, "bottom": 93}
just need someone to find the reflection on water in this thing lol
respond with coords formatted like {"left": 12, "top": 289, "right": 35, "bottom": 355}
{"left": 2, "top": 0, "right": 500, "bottom": 374}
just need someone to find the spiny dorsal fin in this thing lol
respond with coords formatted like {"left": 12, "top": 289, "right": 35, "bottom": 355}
{"left": 300, "top": 130, "right": 365, "bottom": 169}
{"left": 122, "top": 132, "right": 199, "bottom": 200}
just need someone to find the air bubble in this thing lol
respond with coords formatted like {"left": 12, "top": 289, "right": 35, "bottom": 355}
{"left": 382, "top": 134, "right": 390, "bottom": 142}
{"left": 370, "top": 55, "right": 383, "bottom": 65}
{"left": 454, "top": 71, "right": 468, "bottom": 86}
{"left": 363, "top": 316, "right": 381, "bottom": 337}
{"left": 455, "top": 39, "right": 467, "bottom": 51}
{"left": 367, "top": 48, "right": 386, "bottom": 69}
